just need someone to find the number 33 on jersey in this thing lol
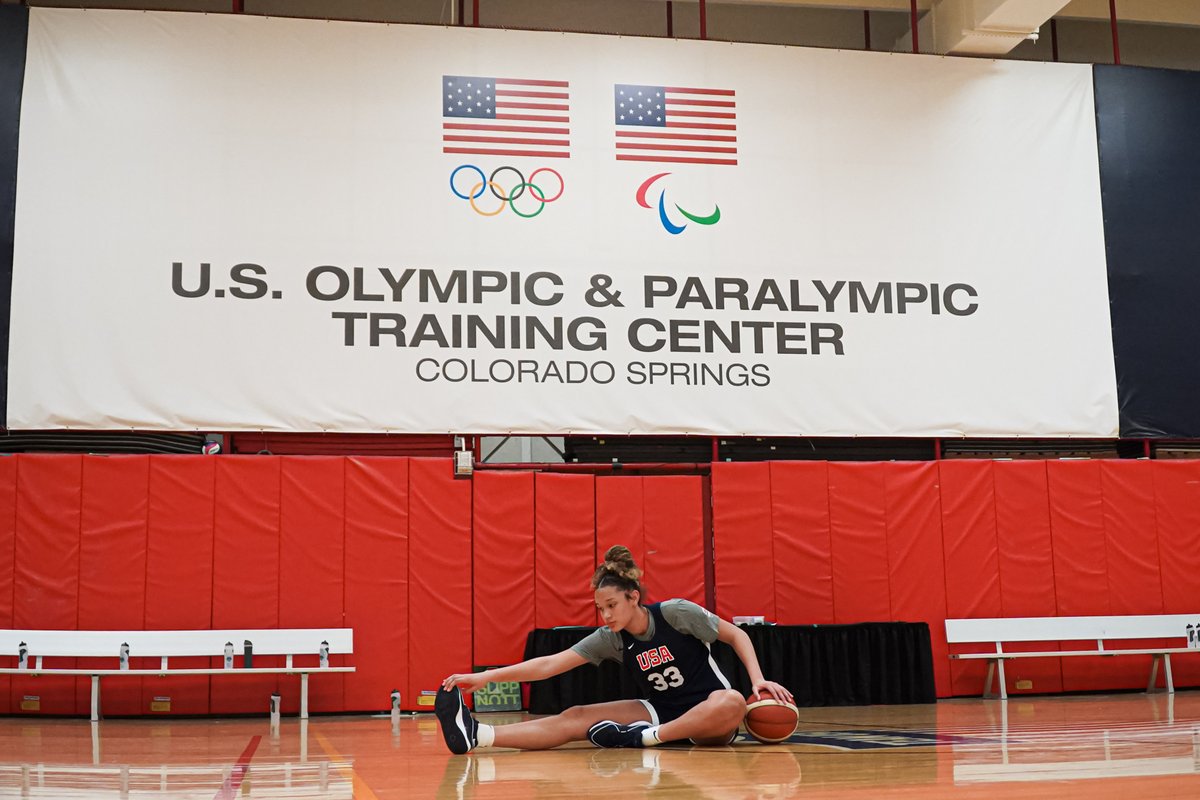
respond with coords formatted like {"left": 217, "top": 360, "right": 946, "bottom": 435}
{"left": 636, "top": 646, "right": 685, "bottom": 691}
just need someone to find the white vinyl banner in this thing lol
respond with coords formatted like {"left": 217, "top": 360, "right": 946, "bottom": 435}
{"left": 9, "top": 8, "right": 1118, "bottom": 436}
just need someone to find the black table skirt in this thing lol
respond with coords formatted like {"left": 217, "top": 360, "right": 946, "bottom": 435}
{"left": 523, "top": 622, "right": 935, "bottom": 715}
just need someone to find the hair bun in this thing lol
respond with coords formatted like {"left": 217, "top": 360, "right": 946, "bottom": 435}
{"left": 601, "top": 545, "right": 642, "bottom": 582}
{"left": 592, "top": 544, "right": 644, "bottom": 592}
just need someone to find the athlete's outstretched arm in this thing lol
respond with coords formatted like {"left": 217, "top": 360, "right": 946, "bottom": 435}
{"left": 715, "top": 618, "right": 795, "bottom": 704}
{"left": 442, "top": 648, "right": 589, "bottom": 693}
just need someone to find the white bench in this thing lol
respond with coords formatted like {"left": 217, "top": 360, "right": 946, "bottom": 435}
{"left": 0, "top": 629, "right": 354, "bottom": 720}
{"left": 946, "top": 615, "right": 1200, "bottom": 699}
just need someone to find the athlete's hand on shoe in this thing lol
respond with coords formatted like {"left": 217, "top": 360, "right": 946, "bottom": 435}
{"left": 442, "top": 672, "right": 489, "bottom": 693}
{"left": 750, "top": 680, "right": 794, "bottom": 705}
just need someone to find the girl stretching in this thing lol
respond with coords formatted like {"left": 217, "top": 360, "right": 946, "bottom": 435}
{"left": 436, "top": 545, "right": 793, "bottom": 753}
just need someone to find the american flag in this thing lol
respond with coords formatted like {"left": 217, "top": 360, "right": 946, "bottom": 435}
{"left": 442, "top": 75, "right": 570, "bottom": 159}
{"left": 614, "top": 84, "right": 737, "bottom": 166}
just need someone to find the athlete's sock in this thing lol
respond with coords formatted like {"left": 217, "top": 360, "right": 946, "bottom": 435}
{"left": 640, "top": 726, "right": 663, "bottom": 747}
{"left": 476, "top": 723, "right": 496, "bottom": 748}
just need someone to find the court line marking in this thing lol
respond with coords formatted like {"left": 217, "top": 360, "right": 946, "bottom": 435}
{"left": 214, "top": 734, "right": 261, "bottom": 800}
{"left": 313, "top": 727, "right": 382, "bottom": 800}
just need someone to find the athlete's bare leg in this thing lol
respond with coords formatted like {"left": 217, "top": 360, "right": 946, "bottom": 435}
{"left": 654, "top": 689, "right": 745, "bottom": 745}
{"left": 491, "top": 699, "right": 652, "bottom": 750}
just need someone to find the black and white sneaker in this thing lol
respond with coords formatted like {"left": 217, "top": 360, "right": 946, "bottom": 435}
{"left": 435, "top": 687, "right": 479, "bottom": 754}
{"left": 587, "top": 720, "right": 650, "bottom": 748}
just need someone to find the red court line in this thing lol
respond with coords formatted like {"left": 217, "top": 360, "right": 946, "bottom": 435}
{"left": 214, "top": 735, "right": 261, "bottom": 800}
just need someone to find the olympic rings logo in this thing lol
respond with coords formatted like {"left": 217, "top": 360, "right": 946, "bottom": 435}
{"left": 449, "top": 165, "right": 565, "bottom": 218}
{"left": 636, "top": 172, "right": 721, "bottom": 235}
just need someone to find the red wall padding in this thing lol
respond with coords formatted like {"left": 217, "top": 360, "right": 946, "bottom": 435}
{"left": 712, "top": 463, "right": 774, "bottom": 620}
{"left": 884, "top": 463, "right": 950, "bottom": 694}
{"left": 279, "top": 457, "right": 346, "bottom": 713}
{"left": 211, "top": 458, "right": 281, "bottom": 714}
{"left": 1101, "top": 462, "right": 1163, "bottom": 615}
{"left": 642, "top": 476, "right": 706, "bottom": 607}
{"left": 343, "top": 457, "right": 409, "bottom": 711}
{"left": 77, "top": 456, "right": 149, "bottom": 716}
{"left": 1047, "top": 460, "right": 1112, "bottom": 691}
{"left": 1099, "top": 461, "right": 1165, "bottom": 688}
{"left": 473, "top": 471, "right": 535, "bottom": 666}
{"left": 827, "top": 463, "right": 891, "bottom": 624}
{"left": 7, "top": 453, "right": 1200, "bottom": 716}
{"left": 13, "top": 456, "right": 82, "bottom": 714}
{"left": 938, "top": 460, "right": 1001, "bottom": 696}
{"left": 143, "top": 457, "right": 215, "bottom": 716}
{"left": 993, "top": 461, "right": 1063, "bottom": 694}
{"left": 1152, "top": 461, "right": 1200, "bottom": 686}
{"left": 0, "top": 457, "right": 16, "bottom": 714}
{"left": 407, "top": 458, "right": 472, "bottom": 709}
{"left": 533, "top": 474, "right": 596, "bottom": 628}
{"left": 596, "top": 476, "right": 645, "bottom": 589}
{"left": 770, "top": 462, "right": 834, "bottom": 624}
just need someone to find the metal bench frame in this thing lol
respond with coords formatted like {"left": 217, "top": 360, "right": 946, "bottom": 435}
{"left": 945, "top": 614, "right": 1200, "bottom": 700}
{"left": 0, "top": 628, "right": 354, "bottom": 720}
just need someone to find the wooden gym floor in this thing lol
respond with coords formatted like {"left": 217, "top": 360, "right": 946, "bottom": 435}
{"left": 2, "top": 691, "right": 1199, "bottom": 798}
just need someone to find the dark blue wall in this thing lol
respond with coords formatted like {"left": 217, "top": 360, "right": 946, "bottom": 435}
{"left": 0, "top": 5, "right": 28, "bottom": 427}
{"left": 1096, "top": 64, "right": 1200, "bottom": 438}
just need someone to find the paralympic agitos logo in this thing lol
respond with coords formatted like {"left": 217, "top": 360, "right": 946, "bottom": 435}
{"left": 635, "top": 172, "right": 720, "bottom": 235}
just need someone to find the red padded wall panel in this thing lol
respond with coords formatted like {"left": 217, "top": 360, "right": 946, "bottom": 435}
{"left": 1046, "top": 460, "right": 1111, "bottom": 692}
{"left": 1047, "top": 460, "right": 1109, "bottom": 616}
{"left": 344, "top": 457, "right": 409, "bottom": 711}
{"left": 534, "top": 473, "right": 596, "bottom": 627}
{"left": 408, "top": 459, "right": 472, "bottom": 707}
{"left": 712, "top": 463, "right": 774, "bottom": 620}
{"left": 643, "top": 476, "right": 705, "bottom": 607}
{"left": 77, "top": 456, "right": 149, "bottom": 715}
{"left": 596, "top": 477, "right": 644, "bottom": 578}
{"left": 884, "top": 463, "right": 950, "bottom": 697}
{"left": 211, "top": 457, "right": 281, "bottom": 715}
{"left": 1100, "top": 462, "right": 1162, "bottom": 615}
{"left": 473, "top": 472, "right": 535, "bottom": 666}
{"left": 13, "top": 455, "right": 82, "bottom": 715}
{"left": 0, "top": 457, "right": 16, "bottom": 714}
{"left": 143, "top": 457, "right": 215, "bottom": 715}
{"left": 1152, "top": 461, "right": 1200, "bottom": 687}
{"left": 1099, "top": 461, "right": 1166, "bottom": 689}
{"left": 770, "top": 462, "right": 833, "bottom": 624}
{"left": 828, "top": 463, "right": 890, "bottom": 623}
{"left": 279, "top": 457, "right": 346, "bottom": 713}
{"left": 993, "top": 461, "right": 1062, "bottom": 694}
{"left": 938, "top": 460, "right": 1002, "bottom": 696}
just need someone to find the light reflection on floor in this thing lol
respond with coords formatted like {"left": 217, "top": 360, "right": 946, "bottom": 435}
{"left": 0, "top": 691, "right": 1198, "bottom": 798}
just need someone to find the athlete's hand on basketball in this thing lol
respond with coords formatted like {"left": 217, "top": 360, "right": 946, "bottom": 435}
{"left": 442, "top": 672, "right": 488, "bottom": 693}
{"left": 751, "top": 680, "right": 794, "bottom": 705}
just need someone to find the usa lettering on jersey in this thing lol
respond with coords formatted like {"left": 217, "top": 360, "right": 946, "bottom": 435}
{"left": 635, "top": 646, "right": 675, "bottom": 671}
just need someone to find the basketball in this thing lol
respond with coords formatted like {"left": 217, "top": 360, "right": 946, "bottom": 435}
{"left": 744, "top": 698, "right": 799, "bottom": 743}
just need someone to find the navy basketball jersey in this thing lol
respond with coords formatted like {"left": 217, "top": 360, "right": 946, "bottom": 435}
{"left": 619, "top": 602, "right": 731, "bottom": 708}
